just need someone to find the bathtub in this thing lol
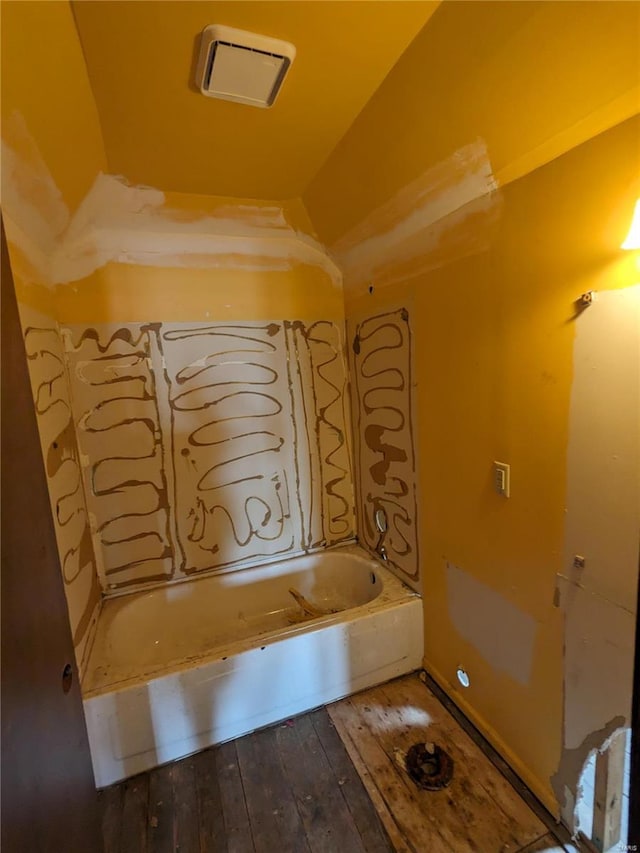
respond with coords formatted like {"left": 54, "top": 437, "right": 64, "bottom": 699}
{"left": 83, "top": 544, "right": 423, "bottom": 787}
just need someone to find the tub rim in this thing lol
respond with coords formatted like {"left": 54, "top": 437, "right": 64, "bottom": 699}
{"left": 83, "top": 545, "right": 419, "bottom": 698}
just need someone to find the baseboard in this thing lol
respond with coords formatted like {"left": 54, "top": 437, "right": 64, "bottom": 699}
{"left": 421, "top": 659, "right": 582, "bottom": 850}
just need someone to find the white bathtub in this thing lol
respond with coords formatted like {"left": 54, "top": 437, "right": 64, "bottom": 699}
{"left": 83, "top": 544, "right": 423, "bottom": 787}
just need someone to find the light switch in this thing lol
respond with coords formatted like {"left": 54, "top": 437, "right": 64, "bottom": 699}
{"left": 493, "top": 461, "right": 510, "bottom": 497}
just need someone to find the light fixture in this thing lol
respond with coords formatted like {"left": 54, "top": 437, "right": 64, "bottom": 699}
{"left": 621, "top": 199, "right": 640, "bottom": 250}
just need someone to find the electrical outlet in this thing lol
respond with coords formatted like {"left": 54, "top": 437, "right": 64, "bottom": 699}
{"left": 493, "top": 461, "right": 510, "bottom": 497}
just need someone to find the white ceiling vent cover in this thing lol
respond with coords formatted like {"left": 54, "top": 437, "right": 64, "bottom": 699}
{"left": 196, "top": 25, "right": 296, "bottom": 108}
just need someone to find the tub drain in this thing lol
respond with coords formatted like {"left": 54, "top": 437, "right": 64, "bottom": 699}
{"left": 405, "top": 742, "right": 454, "bottom": 790}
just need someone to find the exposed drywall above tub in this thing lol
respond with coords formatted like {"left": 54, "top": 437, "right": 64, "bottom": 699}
{"left": 553, "top": 285, "right": 640, "bottom": 829}
{"left": 2, "top": 127, "right": 341, "bottom": 290}
{"left": 331, "top": 140, "right": 501, "bottom": 296}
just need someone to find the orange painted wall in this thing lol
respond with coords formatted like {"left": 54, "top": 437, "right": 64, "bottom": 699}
{"left": 303, "top": 0, "right": 640, "bottom": 813}
{"left": 305, "top": 1, "right": 640, "bottom": 246}
{"left": 331, "top": 118, "right": 639, "bottom": 811}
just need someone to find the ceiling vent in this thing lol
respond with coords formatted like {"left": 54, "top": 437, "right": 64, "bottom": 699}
{"left": 196, "top": 25, "right": 296, "bottom": 109}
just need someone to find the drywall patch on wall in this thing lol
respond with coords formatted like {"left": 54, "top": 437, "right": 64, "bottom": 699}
{"left": 556, "top": 285, "right": 640, "bottom": 828}
{"left": 2, "top": 118, "right": 341, "bottom": 287}
{"left": 56, "top": 173, "right": 341, "bottom": 285}
{"left": 332, "top": 139, "right": 500, "bottom": 292}
{"left": 349, "top": 308, "right": 419, "bottom": 589}
{"left": 62, "top": 320, "right": 354, "bottom": 593}
{"left": 19, "top": 307, "right": 101, "bottom": 676}
{"left": 446, "top": 562, "right": 537, "bottom": 686}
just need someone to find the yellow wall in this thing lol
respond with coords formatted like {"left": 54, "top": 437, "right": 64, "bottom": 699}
{"left": 1, "top": 0, "right": 107, "bottom": 214}
{"left": 55, "top": 262, "right": 343, "bottom": 327}
{"left": 70, "top": 0, "right": 437, "bottom": 199}
{"left": 305, "top": 0, "right": 640, "bottom": 246}
{"left": 303, "top": 0, "right": 640, "bottom": 813}
{"left": 334, "top": 118, "right": 639, "bottom": 811}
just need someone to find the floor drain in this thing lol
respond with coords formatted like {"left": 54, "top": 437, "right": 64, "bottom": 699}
{"left": 405, "top": 742, "right": 454, "bottom": 790}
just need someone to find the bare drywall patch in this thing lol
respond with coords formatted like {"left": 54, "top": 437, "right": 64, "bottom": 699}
{"left": 446, "top": 562, "right": 537, "bottom": 686}
{"left": 332, "top": 139, "right": 500, "bottom": 291}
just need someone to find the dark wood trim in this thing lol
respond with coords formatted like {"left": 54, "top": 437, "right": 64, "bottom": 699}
{"left": 1, "top": 219, "right": 103, "bottom": 852}
{"left": 629, "top": 543, "right": 640, "bottom": 847}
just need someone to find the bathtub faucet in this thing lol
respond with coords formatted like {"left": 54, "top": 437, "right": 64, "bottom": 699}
{"left": 373, "top": 507, "right": 389, "bottom": 562}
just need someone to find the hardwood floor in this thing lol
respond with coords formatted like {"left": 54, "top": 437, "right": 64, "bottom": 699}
{"left": 99, "top": 674, "right": 571, "bottom": 853}
{"left": 98, "top": 707, "right": 393, "bottom": 853}
{"left": 327, "top": 674, "right": 569, "bottom": 853}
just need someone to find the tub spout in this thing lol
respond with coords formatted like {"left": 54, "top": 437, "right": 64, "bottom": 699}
{"left": 374, "top": 531, "right": 388, "bottom": 561}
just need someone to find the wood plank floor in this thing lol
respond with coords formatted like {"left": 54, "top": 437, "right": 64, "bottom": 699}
{"left": 327, "top": 674, "right": 569, "bottom": 853}
{"left": 99, "top": 674, "right": 570, "bottom": 853}
{"left": 99, "top": 707, "right": 393, "bottom": 853}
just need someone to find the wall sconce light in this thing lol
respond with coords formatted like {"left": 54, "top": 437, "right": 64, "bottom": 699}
{"left": 621, "top": 199, "right": 640, "bottom": 250}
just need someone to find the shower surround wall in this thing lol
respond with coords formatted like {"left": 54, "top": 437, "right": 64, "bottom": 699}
{"left": 63, "top": 318, "right": 354, "bottom": 591}
{"left": 21, "top": 317, "right": 103, "bottom": 673}
{"left": 349, "top": 308, "right": 420, "bottom": 590}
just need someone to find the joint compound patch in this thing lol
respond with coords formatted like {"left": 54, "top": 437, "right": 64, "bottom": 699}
{"left": 2, "top": 113, "right": 341, "bottom": 288}
{"left": 332, "top": 138, "right": 500, "bottom": 290}
{"left": 446, "top": 562, "right": 537, "bottom": 686}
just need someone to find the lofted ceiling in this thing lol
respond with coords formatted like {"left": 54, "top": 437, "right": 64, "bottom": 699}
{"left": 71, "top": 1, "right": 438, "bottom": 200}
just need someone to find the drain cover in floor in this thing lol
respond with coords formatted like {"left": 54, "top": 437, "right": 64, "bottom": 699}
{"left": 405, "top": 742, "right": 454, "bottom": 790}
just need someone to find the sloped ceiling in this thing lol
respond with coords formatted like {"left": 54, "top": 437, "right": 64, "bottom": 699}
{"left": 72, "top": 0, "right": 438, "bottom": 199}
